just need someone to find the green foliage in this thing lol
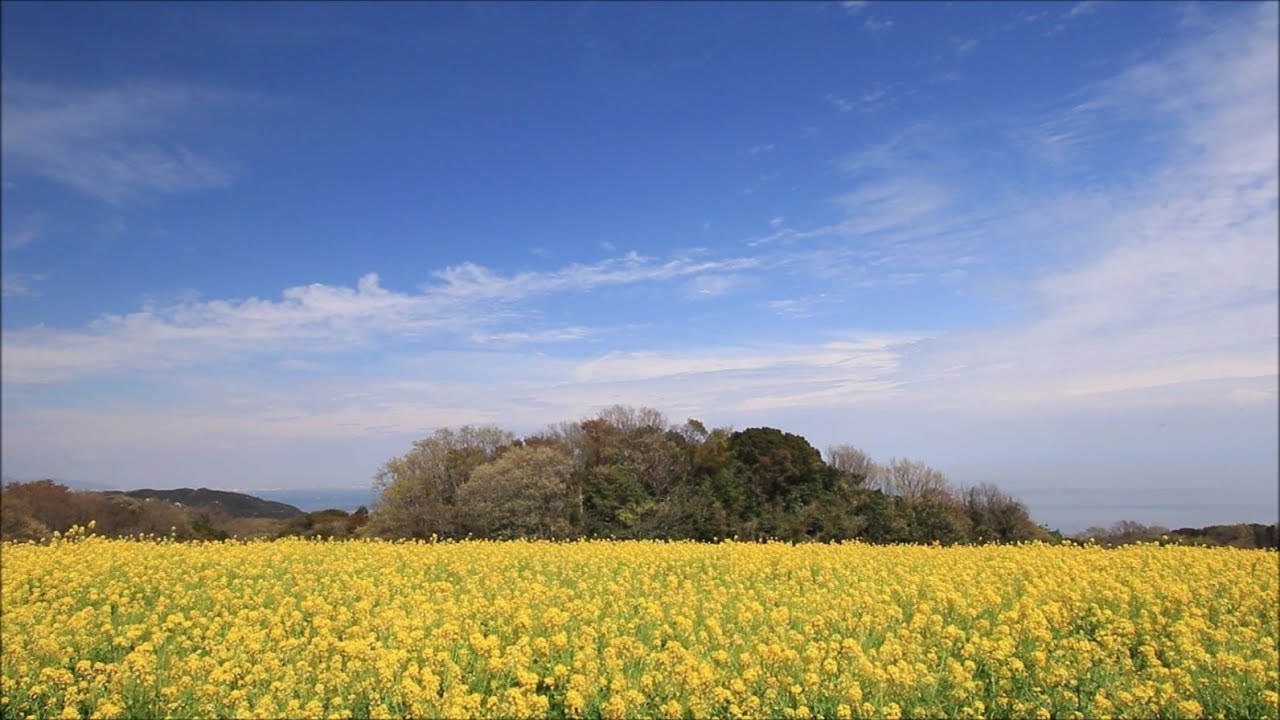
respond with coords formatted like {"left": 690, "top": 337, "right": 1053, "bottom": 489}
{"left": 584, "top": 464, "right": 652, "bottom": 535}
{"left": 729, "top": 427, "right": 838, "bottom": 513}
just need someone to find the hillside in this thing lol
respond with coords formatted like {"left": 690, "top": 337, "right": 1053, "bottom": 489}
{"left": 108, "top": 488, "right": 303, "bottom": 520}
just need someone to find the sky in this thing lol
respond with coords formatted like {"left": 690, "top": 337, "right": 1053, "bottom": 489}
{"left": 1, "top": 1, "right": 1276, "bottom": 532}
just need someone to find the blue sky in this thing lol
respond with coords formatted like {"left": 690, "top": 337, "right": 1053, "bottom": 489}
{"left": 2, "top": 1, "right": 1276, "bottom": 531}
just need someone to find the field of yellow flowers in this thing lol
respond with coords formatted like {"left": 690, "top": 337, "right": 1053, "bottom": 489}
{"left": 2, "top": 531, "right": 1277, "bottom": 720}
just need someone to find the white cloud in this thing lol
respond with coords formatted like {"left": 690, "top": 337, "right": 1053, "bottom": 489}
{"left": 955, "top": 38, "right": 979, "bottom": 55}
{"left": 0, "top": 80, "right": 237, "bottom": 203}
{"left": 841, "top": 1, "right": 868, "bottom": 14}
{"left": 747, "top": 143, "right": 775, "bottom": 155}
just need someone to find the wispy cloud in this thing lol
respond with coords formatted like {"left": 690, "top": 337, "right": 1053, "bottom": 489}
{"left": 569, "top": 338, "right": 920, "bottom": 414}
{"left": 903, "top": 2, "right": 1278, "bottom": 412}
{"left": 0, "top": 80, "right": 238, "bottom": 203}
{"left": 840, "top": 1, "right": 868, "bottom": 15}
{"left": 468, "top": 327, "right": 592, "bottom": 346}
{"left": 753, "top": 3, "right": 1276, "bottom": 415}
{"left": 747, "top": 143, "right": 775, "bottom": 155}
{"left": 1, "top": 273, "right": 44, "bottom": 298}
{"left": 0, "top": 335, "right": 922, "bottom": 453}
{"left": 1, "top": 251, "right": 760, "bottom": 384}
{"left": 1, "top": 216, "right": 40, "bottom": 252}
{"left": 428, "top": 251, "right": 759, "bottom": 302}
{"left": 687, "top": 274, "right": 741, "bottom": 299}
{"left": 763, "top": 294, "right": 833, "bottom": 319}
{"left": 825, "top": 85, "right": 895, "bottom": 115}
{"left": 1011, "top": 99, "right": 1108, "bottom": 167}
{"left": 864, "top": 17, "right": 894, "bottom": 33}
{"left": 954, "top": 38, "right": 979, "bottom": 55}
{"left": 824, "top": 93, "right": 855, "bottom": 113}
{"left": 1046, "top": 0, "right": 1105, "bottom": 35}
{"left": 1067, "top": 1, "right": 1100, "bottom": 18}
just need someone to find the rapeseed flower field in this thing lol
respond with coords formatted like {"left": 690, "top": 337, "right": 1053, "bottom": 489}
{"left": 2, "top": 530, "right": 1276, "bottom": 719}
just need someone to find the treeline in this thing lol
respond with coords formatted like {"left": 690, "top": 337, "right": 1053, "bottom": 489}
{"left": 0, "top": 480, "right": 370, "bottom": 542}
{"left": 1072, "top": 520, "right": 1279, "bottom": 549}
{"left": 10, "top": 406, "right": 1266, "bottom": 548}
{"left": 363, "top": 405, "right": 1054, "bottom": 544}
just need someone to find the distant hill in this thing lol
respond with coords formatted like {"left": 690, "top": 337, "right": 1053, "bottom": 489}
{"left": 4, "top": 475, "right": 126, "bottom": 492}
{"left": 107, "top": 488, "right": 303, "bottom": 520}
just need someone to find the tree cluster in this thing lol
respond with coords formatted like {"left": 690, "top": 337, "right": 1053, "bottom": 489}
{"left": 1072, "top": 520, "right": 1279, "bottom": 549}
{"left": 364, "top": 406, "right": 1050, "bottom": 545}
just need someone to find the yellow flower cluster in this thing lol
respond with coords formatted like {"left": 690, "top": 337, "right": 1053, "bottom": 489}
{"left": 2, "top": 532, "right": 1276, "bottom": 719}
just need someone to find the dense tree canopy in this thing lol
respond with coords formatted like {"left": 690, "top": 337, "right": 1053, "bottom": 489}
{"left": 363, "top": 406, "right": 1052, "bottom": 545}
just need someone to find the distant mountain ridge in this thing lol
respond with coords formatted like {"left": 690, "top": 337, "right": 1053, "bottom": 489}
{"left": 105, "top": 488, "right": 303, "bottom": 519}
{"left": 4, "top": 476, "right": 373, "bottom": 515}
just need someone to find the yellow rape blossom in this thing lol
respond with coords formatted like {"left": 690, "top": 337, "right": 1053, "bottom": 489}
{"left": 1, "top": 537, "right": 1276, "bottom": 719}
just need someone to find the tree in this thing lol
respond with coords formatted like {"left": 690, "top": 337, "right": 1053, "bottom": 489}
{"left": 873, "top": 458, "right": 950, "bottom": 502}
{"left": 364, "top": 425, "right": 515, "bottom": 538}
{"left": 2, "top": 480, "right": 80, "bottom": 534}
{"left": 595, "top": 405, "right": 669, "bottom": 434}
{"left": 454, "top": 446, "right": 574, "bottom": 538}
{"left": 567, "top": 407, "right": 690, "bottom": 534}
{"left": 0, "top": 491, "right": 47, "bottom": 541}
{"left": 730, "top": 428, "right": 838, "bottom": 516}
{"left": 961, "top": 483, "right": 1039, "bottom": 543}
{"left": 897, "top": 493, "right": 972, "bottom": 544}
{"left": 826, "top": 444, "right": 878, "bottom": 487}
